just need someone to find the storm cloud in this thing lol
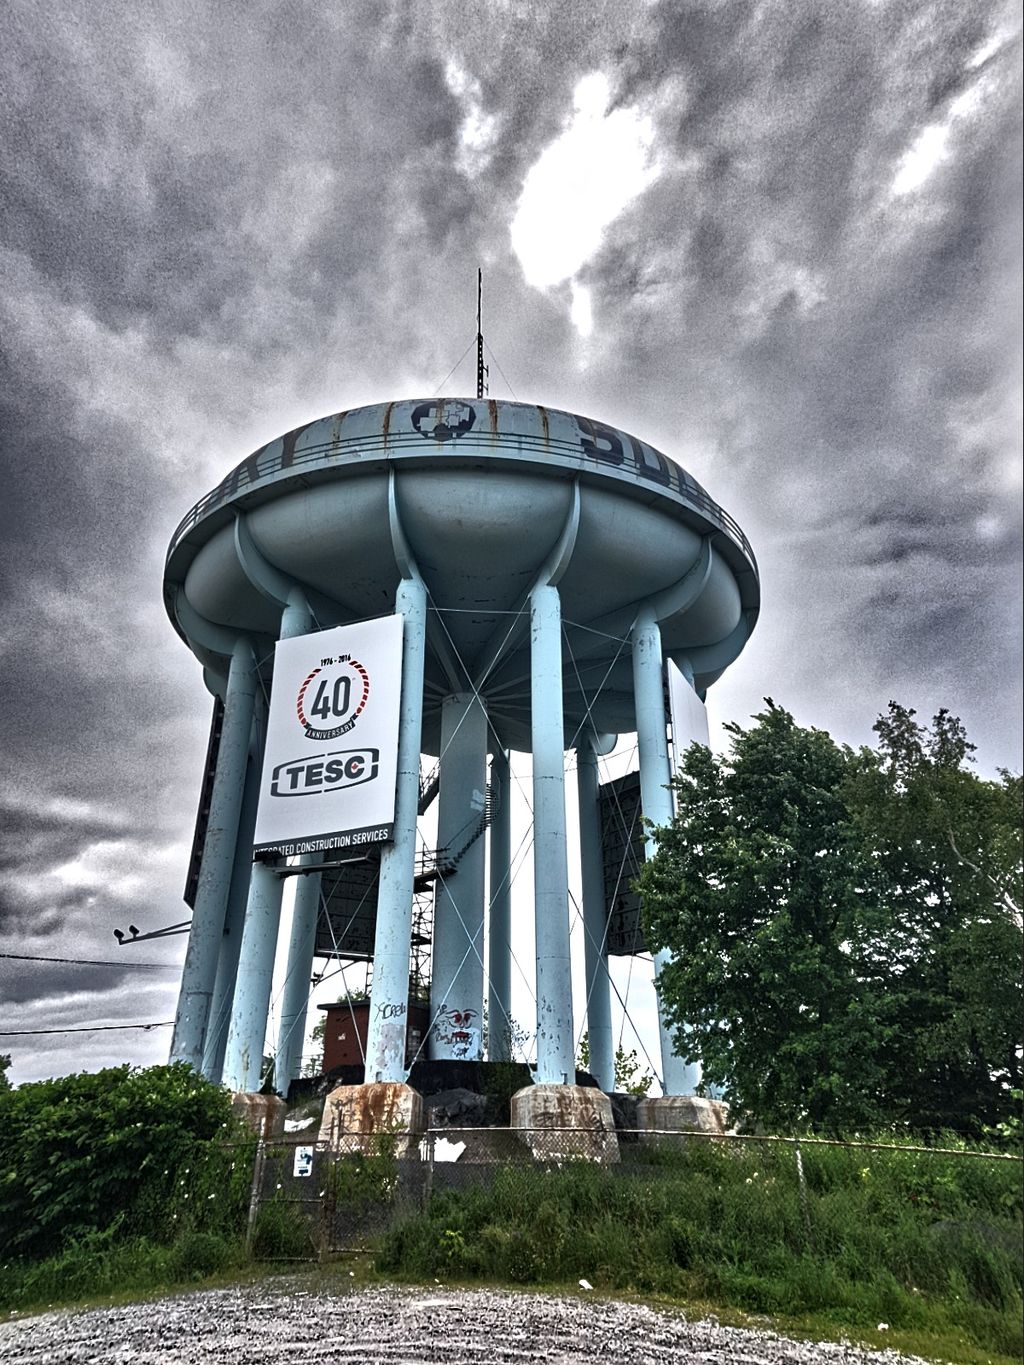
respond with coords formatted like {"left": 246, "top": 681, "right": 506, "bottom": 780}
{"left": 1, "top": 0, "right": 1019, "bottom": 1084}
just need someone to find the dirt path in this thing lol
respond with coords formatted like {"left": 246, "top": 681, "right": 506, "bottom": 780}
{"left": 0, "top": 1282, "right": 933, "bottom": 1364}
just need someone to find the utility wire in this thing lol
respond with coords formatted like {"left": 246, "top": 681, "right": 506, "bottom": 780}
{"left": 0, "top": 1021, "right": 174, "bottom": 1036}
{"left": 0, "top": 952, "right": 177, "bottom": 970}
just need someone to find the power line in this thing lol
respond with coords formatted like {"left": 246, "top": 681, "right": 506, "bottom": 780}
{"left": 0, "top": 1021, "right": 174, "bottom": 1037}
{"left": 0, "top": 952, "right": 177, "bottom": 970}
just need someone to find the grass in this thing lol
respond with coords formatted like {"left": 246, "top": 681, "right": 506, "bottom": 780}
{"left": 0, "top": 1197, "right": 318, "bottom": 1319}
{"left": 3, "top": 1134, "right": 1020, "bottom": 1365}
{"left": 376, "top": 1137, "right": 1023, "bottom": 1364}
{"left": 1, "top": 1230, "right": 237, "bottom": 1317}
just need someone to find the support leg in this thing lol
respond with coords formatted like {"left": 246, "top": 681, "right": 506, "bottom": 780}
{"left": 170, "top": 637, "right": 258, "bottom": 1072}
{"left": 272, "top": 872, "right": 320, "bottom": 1095}
{"left": 221, "top": 859, "right": 283, "bottom": 1093}
{"left": 429, "top": 693, "right": 488, "bottom": 1061}
{"left": 576, "top": 735, "right": 615, "bottom": 1092}
{"left": 220, "top": 590, "right": 316, "bottom": 1094}
{"left": 530, "top": 583, "right": 574, "bottom": 1085}
{"left": 631, "top": 608, "right": 698, "bottom": 1096}
{"left": 363, "top": 575, "right": 427, "bottom": 1081}
{"left": 269, "top": 591, "right": 323, "bottom": 1097}
{"left": 487, "top": 749, "right": 512, "bottom": 1061}
{"left": 202, "top": 723, "right": 263, "bottom": 1082}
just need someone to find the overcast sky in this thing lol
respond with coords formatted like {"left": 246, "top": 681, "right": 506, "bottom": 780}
{"left": 1, "top": 1, "right": 1020, "bottom": 1088}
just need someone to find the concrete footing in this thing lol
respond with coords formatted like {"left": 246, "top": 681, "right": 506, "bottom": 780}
{"left": 230, "top": 1091, "right": 287, "bottom": 1139}
{"left": 318, "top": 1081, "right": 424, "bottom": 1156}
{"left": 511, "top": 1084, "right": 619, "bottom": 1163}
{"left": 635, "top": 1094, "right": 729, "bottom": 1140}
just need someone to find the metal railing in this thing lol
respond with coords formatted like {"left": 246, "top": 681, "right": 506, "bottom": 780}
{"left": 165, "top": 425, "right": 758, "bottom": 576}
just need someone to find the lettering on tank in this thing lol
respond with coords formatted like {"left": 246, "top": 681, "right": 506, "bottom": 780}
{"left": 201, "top": 404, "right": 720, "bottom": 532}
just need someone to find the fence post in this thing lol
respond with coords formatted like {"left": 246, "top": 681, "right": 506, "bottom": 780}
{"left": 316, "top": 1145, "right": 331, "bottom": 1263}
{"left": 793, "top": 1139, "right": 815, "bottom": 1247}
{"left": 245, "top": 1137, "right": 266, "bottom": 1256}
{"left": 423, "top": 1130, "right": 435, "bottom": 1209}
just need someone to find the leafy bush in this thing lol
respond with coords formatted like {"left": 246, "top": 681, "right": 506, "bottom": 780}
{"left": 0, "top": 1062, "right": 243, "bottom": 1261}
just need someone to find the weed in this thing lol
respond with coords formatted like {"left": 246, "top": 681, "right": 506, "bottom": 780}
{"left": 376, "top": 1137, "right": 1022, "bottom": 1359}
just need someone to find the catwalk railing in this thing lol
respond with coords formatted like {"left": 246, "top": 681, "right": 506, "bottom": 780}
{"left": 166, "top": 426, "right": 759, "bottom": 577}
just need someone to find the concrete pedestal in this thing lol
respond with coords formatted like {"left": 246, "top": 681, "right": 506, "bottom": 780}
{"left": 511, "top": 1084, "right": 619, "bottom": 1163}
{"left": 635, "top": 1095, "right": 729, "bottom": 1140}
{"left": 318, "top": 1082, "right": 424, "bottom": 1156}
{"left": 230, "top": 1091, "right": 287, "bottom": 1139}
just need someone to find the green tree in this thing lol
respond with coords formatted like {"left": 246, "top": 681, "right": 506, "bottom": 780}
{"left": 576, "top": 1033, "right": 655, "bottom": 1096}
{"left": 847, "top": 703, "right": 1022, "bottom": 1132}
{"left": 0, "top": 1054, "right": 11, "bottom": 1092}
{"left": 638, "top": 700, "right": 1022, "bottom": 1136}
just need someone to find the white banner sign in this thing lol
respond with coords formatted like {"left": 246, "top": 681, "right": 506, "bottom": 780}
{"left": 252, "top": 615, "right": 403, "bottom": 857}
{"left": 667, "top": 659, "right": 710, "bottom": 772}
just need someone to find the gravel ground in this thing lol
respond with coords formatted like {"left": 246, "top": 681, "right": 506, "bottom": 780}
{"left": 0, "top": 1282, "right": 936, "bottom": 1365}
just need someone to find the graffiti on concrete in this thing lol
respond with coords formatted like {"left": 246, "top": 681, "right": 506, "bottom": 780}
{"left": 433, "top": 1006, "right": 480, "bottom": 1059}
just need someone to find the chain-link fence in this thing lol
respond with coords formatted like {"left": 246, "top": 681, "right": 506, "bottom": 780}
{"left": 241, "top": 1127, "right": 1021, "bottom": 1261}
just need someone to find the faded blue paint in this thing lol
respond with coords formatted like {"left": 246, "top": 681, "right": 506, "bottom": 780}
{"left": 531, "top": 581, "right": 574, "bottom": 1085}
{"left": 167, "top": 399, "right": 756, "bottom": 578}
{"left": 363, "top": 574, "right": 428, "bottom": 1082}
{"left": 631, "top": 607, "right": 700, "bottom": 1096}
{"left": 221, "top": 590, "right": 315, "bottom": 1095}
{"left": 169, "top": 638, "right": 258, "bottom": 1073}
{"left": 429, "top": 693, "right": 488, "bottom": 1062}
{"left": 577, "top": 733, "right": 615, "bottom": 1093}
{"left": 487, "top": 749, "right": 512, "bottom": 1062}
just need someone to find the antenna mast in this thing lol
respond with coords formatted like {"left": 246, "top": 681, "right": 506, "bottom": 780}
{"left": 476, "top": 267, "right": 488, "bottom": 400}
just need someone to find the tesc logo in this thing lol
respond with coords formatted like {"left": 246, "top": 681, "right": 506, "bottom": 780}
{"left": 270, "top": 748, "right": 380, "bottom": 798}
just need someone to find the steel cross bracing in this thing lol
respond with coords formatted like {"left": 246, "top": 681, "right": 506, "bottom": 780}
{"left": 412, "top": 591, "right": 663, "bottom": 1081}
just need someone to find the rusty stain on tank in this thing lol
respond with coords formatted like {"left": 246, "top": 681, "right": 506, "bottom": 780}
{"left": 381, "top": 401, "right": 395, "bottom": 448}
{"left": 487, "top": 398, "right": 499, "bottom": 440}
{"left": 329, "top": 409, "right": 350, "bottom": 452}
{"left": 537, "top": 404, "right": 550, "bottom": 445}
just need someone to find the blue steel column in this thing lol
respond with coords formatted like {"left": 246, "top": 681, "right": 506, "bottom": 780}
{"left": 576, "top": 735, "right": 615, "bottom": 1092}
{"left": 363, "top": 575, "right": 428, "bottom": 1081}
{"left": 429, "top": 693, "right": 488, "bottom": 1061}
{"left": 273, "top": 871, "right": 320, "bottom": 1092}
{"left": 170, "top": 637, "right": 258, "bottom": 1072}
{"left": 222, "top": 590, "right": 314, "bottom": 1094}
{"left": 631, "top": 607, "right": 698, "bottom": 1095}
{"left": 272, "top": 593, "right": 323, "bottom": 1094}
{"left": 487, "top": 749, "right": 512, "bottom": 1061}
{"left": 530, "top": 582, "right": 575, "bottom": 1084}
{"left": 202, "top": 713, "right": 264, "bottom": 1081}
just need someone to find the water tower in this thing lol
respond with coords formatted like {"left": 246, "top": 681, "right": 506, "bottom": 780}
{"left": 164, "top": 396, "right": 758, "bottom": 1104}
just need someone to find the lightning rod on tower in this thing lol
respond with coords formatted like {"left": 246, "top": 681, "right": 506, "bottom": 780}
{"left": 476, "top": 267, "right": 488, "bottom": 400}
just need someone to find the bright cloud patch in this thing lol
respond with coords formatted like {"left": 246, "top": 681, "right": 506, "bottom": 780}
{"left": 890, "top": 56, "right": 998, "bottom": 197}
{"left": 511, "top": 72, "right": 660, "bottom": 297}
{"left": 444, "top": 60, "right": 497, "bottom": 173}
{"left": 891, "top": 123, "right": 951, "bottom": 196}
{"left": 570, "top": 282, "right": 593, "bottom": 338}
